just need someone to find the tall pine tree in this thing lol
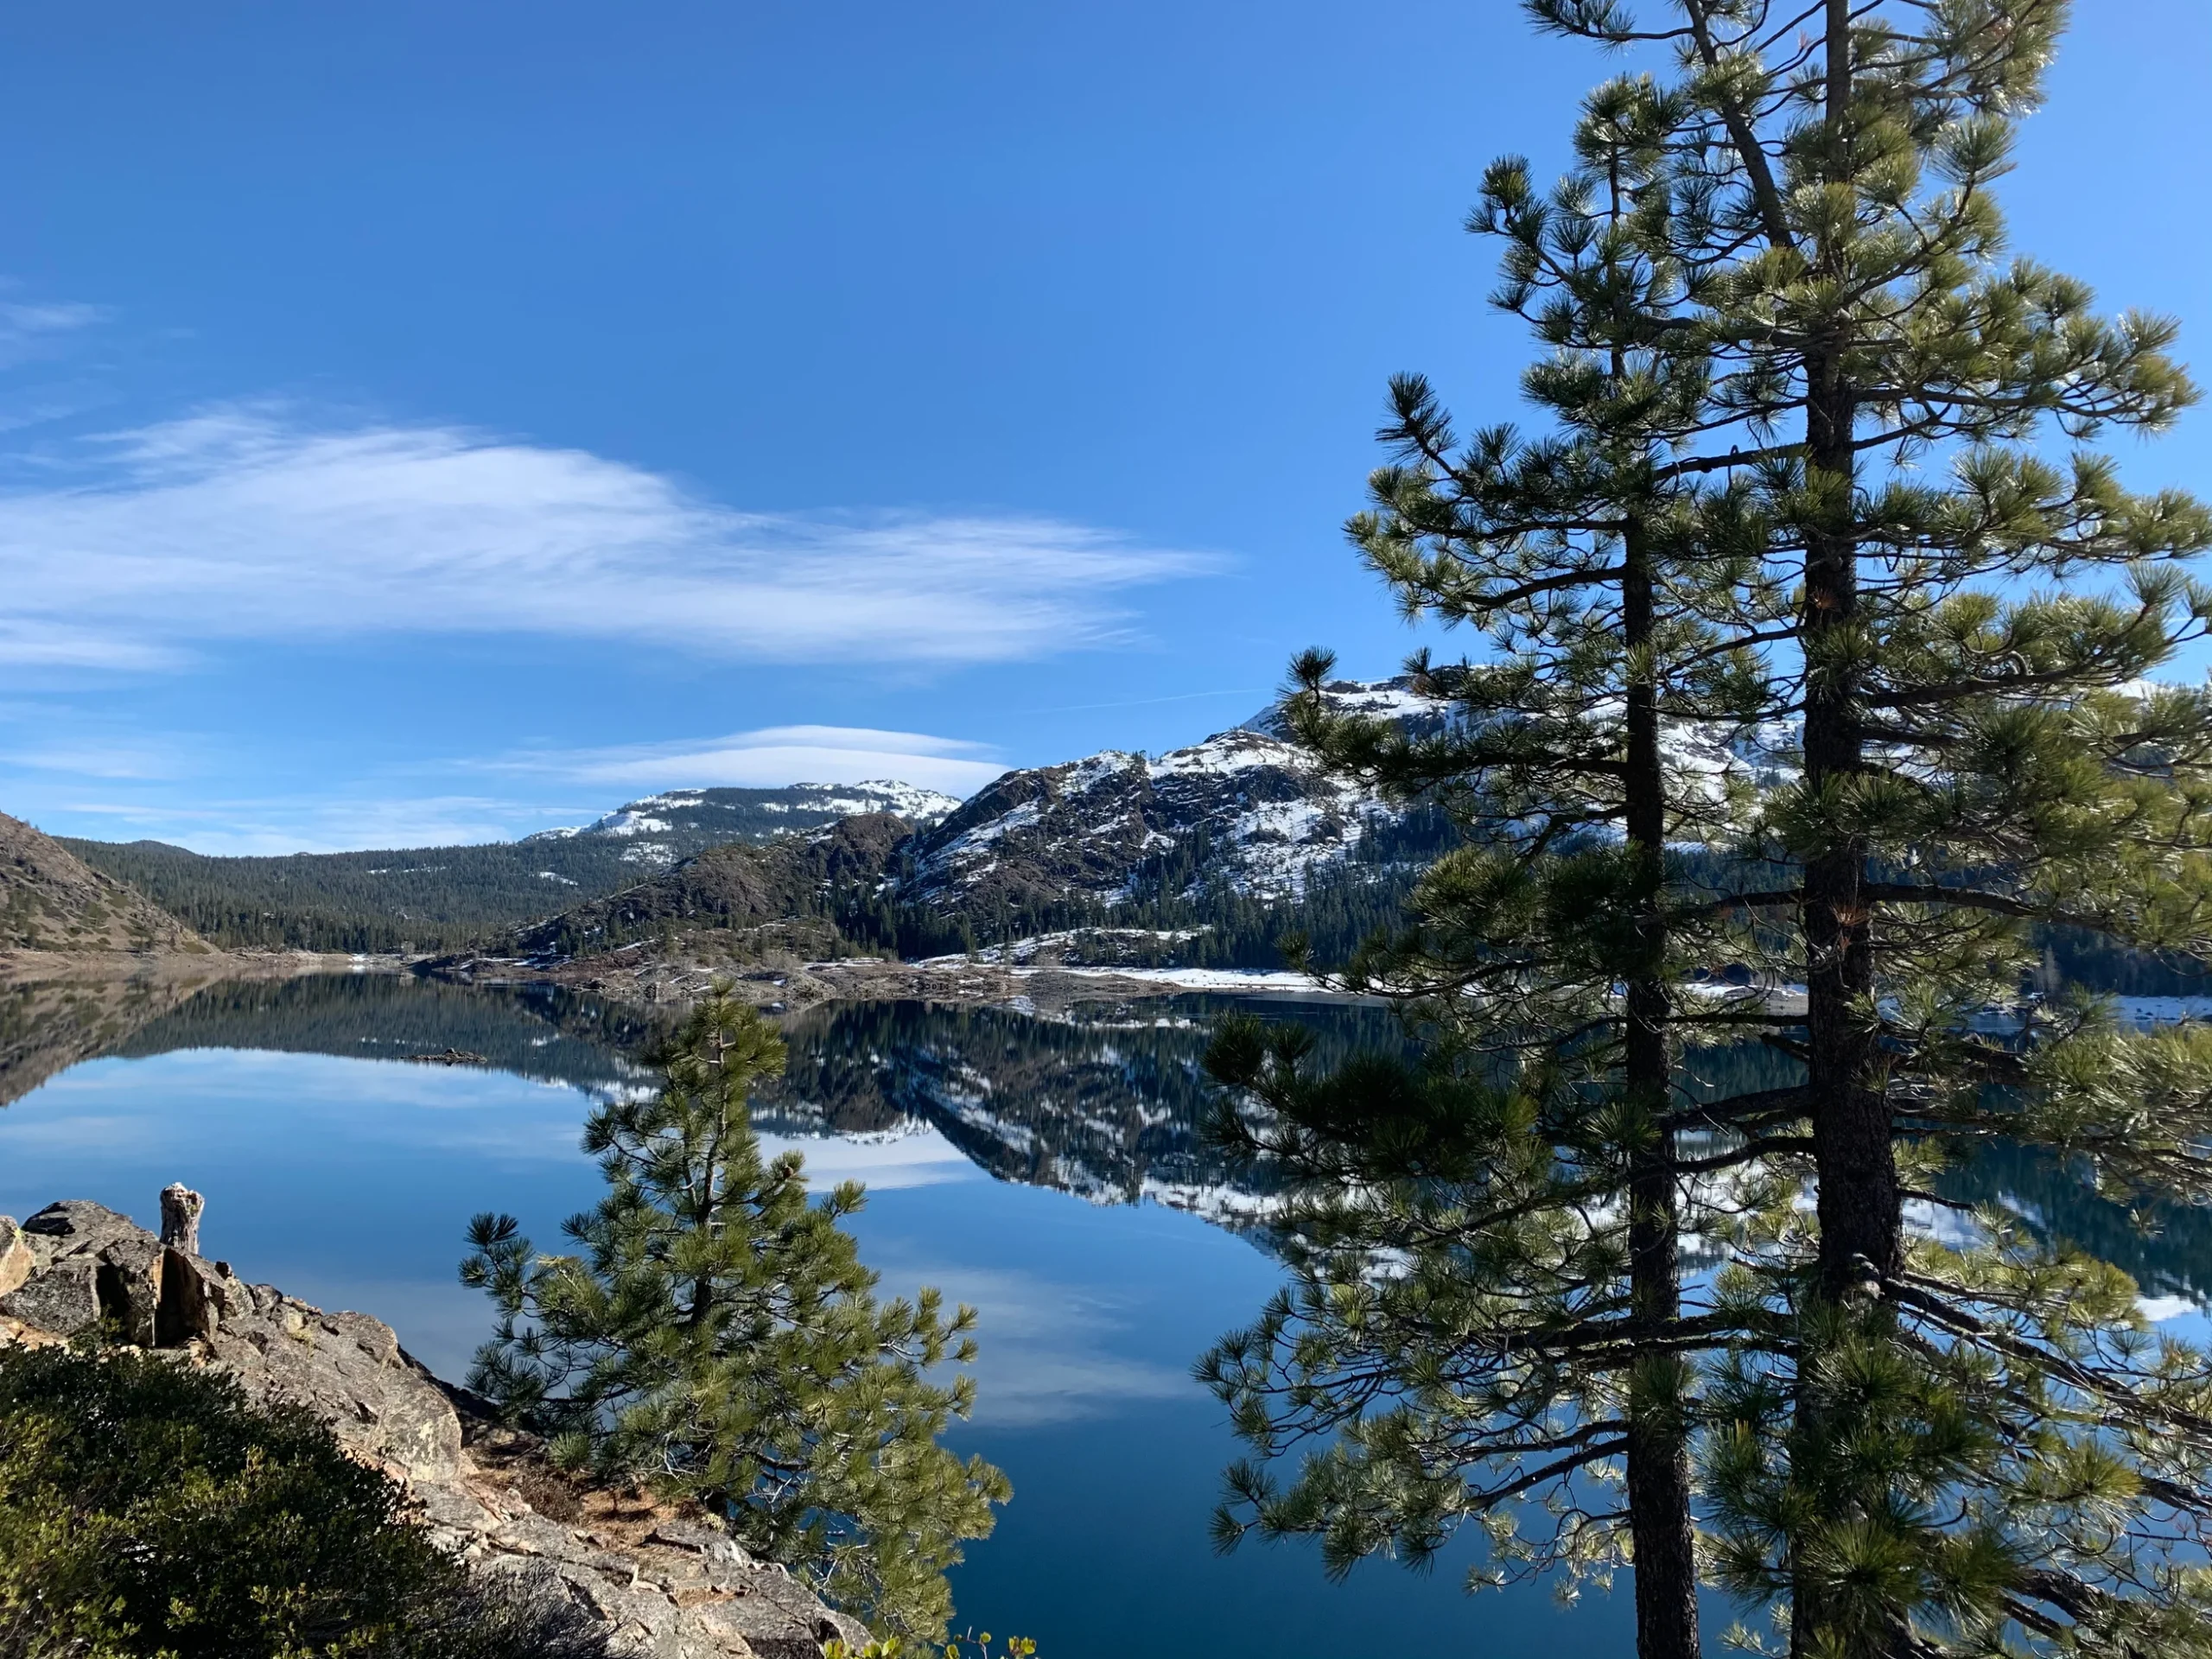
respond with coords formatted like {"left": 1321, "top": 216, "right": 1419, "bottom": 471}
{"left": 1199, "top": 68, "right": 1802, "bottom": 1659}
{"left": 1213, "top": 3, "right": 2212, "bottom": 1655}
{"left": 1540, "top": 3, "right": 2212, "bottom": 1650}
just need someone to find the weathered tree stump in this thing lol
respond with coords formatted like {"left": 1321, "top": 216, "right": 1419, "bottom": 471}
{"left": 159, "top": 1184, "right": 204, "bottom": 1255}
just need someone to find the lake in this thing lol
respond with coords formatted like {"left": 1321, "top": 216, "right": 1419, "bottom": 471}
{"left": 1, "top": 971, "right": 2200, "bottom": 1656}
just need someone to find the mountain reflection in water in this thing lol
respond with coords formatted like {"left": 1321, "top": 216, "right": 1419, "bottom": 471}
{"left": 2, "top": 971, "right": 2207, "bottom": 1657}
{"left": 6, "top": 970, "right": 2207, "bottom": 1297}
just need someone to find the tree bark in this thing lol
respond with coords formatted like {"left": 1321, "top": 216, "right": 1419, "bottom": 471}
{"left": 1793, "top": 7, "right": 1904, "bottom": 1655}
{"left": 1623, "top": 518, "right": 1701, "bottom": 1659}
{"left": 159, "top": 1183, "right": 204, "bottom": 1256}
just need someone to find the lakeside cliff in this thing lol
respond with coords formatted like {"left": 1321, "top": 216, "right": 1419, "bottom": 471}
{"left": 0, "top": 1190, "right": 867, "bottom": 1659}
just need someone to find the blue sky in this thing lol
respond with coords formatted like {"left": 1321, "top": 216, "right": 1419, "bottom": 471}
{"left": 0, "top": 1, "right": 2204, "bottom": 853}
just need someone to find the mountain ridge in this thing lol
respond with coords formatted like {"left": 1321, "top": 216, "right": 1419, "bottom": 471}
{"left": 57, "top": 780, "right": 959, "bottom": 953}
{"left": 524, "top": 781, "right": 962, "bottom": 867}
{"left": 450, "top": 681, "right": 1465, "bottom": 984}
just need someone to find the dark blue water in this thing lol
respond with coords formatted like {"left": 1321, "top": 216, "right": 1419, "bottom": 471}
{"left": 0, "top": 973, "right": 1624, "bottom": 1655}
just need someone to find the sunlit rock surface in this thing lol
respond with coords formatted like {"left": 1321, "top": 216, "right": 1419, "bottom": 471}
{"left": 0, "top": 1194, "right": 866, "bottom": 1659}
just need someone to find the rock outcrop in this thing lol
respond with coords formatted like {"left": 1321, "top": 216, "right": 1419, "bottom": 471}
{"left": 504, "top": 813, "right": 917, "bottom": 963}
{"left": 0, "top": 1195, "right": 867, "bottom": 1659}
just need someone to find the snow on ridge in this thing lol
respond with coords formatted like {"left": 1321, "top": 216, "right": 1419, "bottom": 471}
{"left": 524, "top": 779, "right": 963, "bottom": 844}
{"left": 904, "top": 703, "right": 1417, "bottom": 908}
{"left": 1147, "top": 728, "right": 1306, "bottom": 779}
{"left": 779, "top": 779, "right": 966, "bottom": 820}
{"left": 1239, "top": 675, "right": 1454, "bottom": 739}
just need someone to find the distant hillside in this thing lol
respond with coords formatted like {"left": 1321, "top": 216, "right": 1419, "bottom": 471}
{"left": 60, "top": 835, "right": 647, "bottom": 954}
{"left": 512, "top": 811, "right": 917, "bottom": 963}
{"left": 60, "top": 780, "right": 959, "bottom": 953}
{"left": 1, "top": 811, "right": 208, "bottom": 956}
{"left": 527, "top": 782, "right": 960, "bottom": 869}
{"left": 477, "top": 691, "right": 1468, "bottom": 974}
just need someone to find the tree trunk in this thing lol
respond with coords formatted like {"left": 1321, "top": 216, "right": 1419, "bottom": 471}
{"left": 1793, "top": 7, "right": 1903, "bottom": 1654}
{"left": 159, "top": 1183, "right": 204, "bottom": 1256}
{"left": 1623, "top": 518, "right": 1701, "bottom": 1659}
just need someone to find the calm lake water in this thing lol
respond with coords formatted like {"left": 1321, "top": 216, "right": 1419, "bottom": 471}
{"left": 2, "top": 972, "right": 2202, "bottom": 1656}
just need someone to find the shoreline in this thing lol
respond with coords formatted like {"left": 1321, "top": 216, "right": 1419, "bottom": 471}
{"left": 419, "top": 949, "right": 1342, "bottom": 1014}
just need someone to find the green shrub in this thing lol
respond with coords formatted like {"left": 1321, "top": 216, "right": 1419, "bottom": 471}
{"left": 0, "top": 1344, "right": 607, "bottom": 1659}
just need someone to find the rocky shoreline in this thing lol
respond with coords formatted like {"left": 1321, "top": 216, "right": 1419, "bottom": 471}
{"left": 0, "top": 1192, "right": 868, "bottom": 1659}
{"left": 423, "top": 946, "right": 1333, "bottom": 1015}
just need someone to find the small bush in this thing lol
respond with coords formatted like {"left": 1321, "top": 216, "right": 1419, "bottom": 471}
{"left": 0, "top": 1344, "right": 607, "bottom": 1659}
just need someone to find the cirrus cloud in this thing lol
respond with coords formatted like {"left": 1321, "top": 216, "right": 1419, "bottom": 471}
{"left": 0, "top": 404, "right": 1211, "bottom": 671}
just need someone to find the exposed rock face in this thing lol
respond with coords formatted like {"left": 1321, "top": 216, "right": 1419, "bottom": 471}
{"left": 0, "top": 810, "right": 208, "bottom": 955}
{"left": 900, "top": 728, "right": 1387, "bottom": 916}
{"left": 0, "top": 1197, "right": 866, "bottom": 1659}
{"left": 879, "top": 679, "right": 1461, "bottom": 920}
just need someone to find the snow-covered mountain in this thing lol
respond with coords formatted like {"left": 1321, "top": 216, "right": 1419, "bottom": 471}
{"left": 888, "top": 676, "right": 1808, "bottom": 920}
{"left": 902, "top": 726, "right": 1401, "bottom": 914}
{"left": 526, "top": 781, "right": 962, "bottom": 869}
{"left": 486, "top": 680, "right": 1456, "bottom": 967}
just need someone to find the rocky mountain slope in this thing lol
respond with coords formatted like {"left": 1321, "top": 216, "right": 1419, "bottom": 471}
{"left": 902, "top": 725, "right": 1395, "bottom": 918}
{"left": 889, "top": 676, "right": 1586, "bottom": 924}
{"left": 1, "top": 810, "right": 209, "bottom": 956}
{"left": 507, "top": 812, "right": 914, "bottom": 963}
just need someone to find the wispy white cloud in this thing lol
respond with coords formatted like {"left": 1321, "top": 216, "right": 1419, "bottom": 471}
{"left": 847, "top": 1255, "right": 1193, "bottom": 1427}
{"left": 2, "top": 722, "right": 1006, "bottom": 852}
{"left": 0, "top": 404, "right": 1210, "bottom": 672}
{"left": 493, "top": 723, "right": 1007, "bottom": 797}
{"left": 0, "top": 298, "right": 105, "bottom": 371}
{"left": 0, "top": 743, "right": 182, "bottom": 781}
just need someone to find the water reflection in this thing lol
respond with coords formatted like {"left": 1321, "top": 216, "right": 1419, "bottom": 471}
{"left": 6, "top": 970, "right": 2209, "bottom": 1656}
{"left": 765, "top": 995, "right": 1408, "bottom": 1227}
{"left": 8, "top": 971, "right": 2208, "bottom": 1310}
{"left": 0, "top": 972, "right": 1630, "bottom": 1657}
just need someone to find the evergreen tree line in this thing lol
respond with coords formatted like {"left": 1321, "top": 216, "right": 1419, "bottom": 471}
{"left": 60, "top": 835, "right": 661, "bottom": 954}
{"left": 71, "top": 795, "right": 2211, "bottom": 995}
{"left": 1197, "top": 7, "right": 2212, "bottom": 1658}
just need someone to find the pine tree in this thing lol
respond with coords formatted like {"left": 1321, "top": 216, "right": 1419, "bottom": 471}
{"left": 1508, "top": 3, "right": 2212, "bottom": 1650}
{"left": 461, "top": 992, "right": 1008, "bottom": 1643}
{"left": 1217, "top": 3, "right": 2212, "bottom": 1655}
{"left": 1198, "top": 65, "right": 1804, "bottom": 1659}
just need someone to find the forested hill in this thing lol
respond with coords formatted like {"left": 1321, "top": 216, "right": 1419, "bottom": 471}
{"left": 58, "top": 780, "right": 960, "bottom": 953}
{"left": 60, "top": 834, "right": 652, "bottom": 953}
